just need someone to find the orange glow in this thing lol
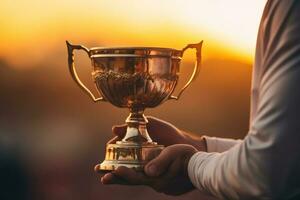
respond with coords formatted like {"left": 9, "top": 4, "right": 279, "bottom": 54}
{"left": 0, "top": 0, "right": 265, "bottom": 68}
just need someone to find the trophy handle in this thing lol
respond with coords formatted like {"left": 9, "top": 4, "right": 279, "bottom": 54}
{"left": 168, "top": 41, "right": 203, "bottom": 100}
{"left": 66, "top": 41, "right": 105, "bottom": 102}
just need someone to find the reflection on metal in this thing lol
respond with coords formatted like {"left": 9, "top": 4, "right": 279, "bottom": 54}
{"left": 66, "top": 40, "right": 203, "bottom": 171}
{"left": 94, "top": 143, "right": 163, "bottom": 171}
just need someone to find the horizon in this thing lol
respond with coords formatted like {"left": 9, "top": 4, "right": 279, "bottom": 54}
{"left": 0, "top": 0, "right": 265, "bottom": 69}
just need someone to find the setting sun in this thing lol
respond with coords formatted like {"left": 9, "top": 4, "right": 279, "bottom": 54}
{"left": 0, "top": 0, "right": 265, "bottom": 68}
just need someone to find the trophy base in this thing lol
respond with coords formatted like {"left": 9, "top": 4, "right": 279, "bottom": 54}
{"left": 95, "top": 142, "right": 164, "bottom": 172}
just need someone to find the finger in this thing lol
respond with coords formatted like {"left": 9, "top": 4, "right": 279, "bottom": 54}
{"left": 113, "top": 166, "right": 151, "bottom": 185}
{"left": 112, "top": 124, "right": 127, "bottom": 138}
{"left": 146, "top": 116, "right": 170, "bottom": 142}
{"left": 107, "top": 136, "right": 120, "bottom": 144}
{"left": 145, "top": 146, "right": 177, "bottom": 177}
{"left": 147, "top": 116, "right": 178, "bottom": 130}
{"left": 144, "top": 147, "right": 163, "bottom": 161}
{"left": 147, "top": 116, "right": 168, "bottom": 130}
{"left": 163, "top": 156, "right": 182, "bottom": 179}
{"left": 101, "top": 173, "right": 129, "bottom": 185}
{"left": 146, "top": 116, "right": 183, "bottom": 146}
{"left": 145, "top": 158, "right": 182, "bottom": 194}
{"left": 146, "top": 116, "right": 161, "bottom": 123}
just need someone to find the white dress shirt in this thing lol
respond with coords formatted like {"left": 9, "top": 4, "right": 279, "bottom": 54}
{"left": 188, "top": 0, "right": 300, "bottom": 199}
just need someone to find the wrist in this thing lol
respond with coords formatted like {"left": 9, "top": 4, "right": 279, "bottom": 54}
{"left": 184, "top": 133, "right": 207, "bottom": 152}
{"left": 182, "top": 145, "right": 198, "bottom": 177}
{"left": 199, "top": 136, "right": 208, "bottom": 152}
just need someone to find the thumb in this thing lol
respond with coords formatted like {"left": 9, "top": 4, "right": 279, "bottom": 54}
{"left": 144, "top": 146, "right": 177, "bottom": 177}
{"left": 112, "top": 124, "right": 127, "bottom": 138}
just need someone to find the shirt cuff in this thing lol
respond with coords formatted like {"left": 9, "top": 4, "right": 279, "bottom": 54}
{"left": 188, "top": 151, "right": 212, "bottom": 191}
{"left": 203, "top": 136, "right": 242, "bottom": 153}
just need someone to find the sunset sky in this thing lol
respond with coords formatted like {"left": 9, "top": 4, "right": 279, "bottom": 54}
{"left": 0, "top": 0, "right": 266, "bottom": 68}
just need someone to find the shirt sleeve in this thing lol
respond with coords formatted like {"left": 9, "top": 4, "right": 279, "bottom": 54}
{"left": 188, "top": 1, "right": 300, "bottom": 199}
{"left": 203, "top": 136, "right": 242, "bottom": 153}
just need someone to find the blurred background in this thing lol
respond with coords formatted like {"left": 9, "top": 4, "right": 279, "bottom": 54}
{"left": 0, "top": 0, "right": 265, "bottom": 200}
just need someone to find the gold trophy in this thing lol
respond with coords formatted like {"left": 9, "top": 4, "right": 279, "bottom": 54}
{"left": 66, "top": 41, "right": 203, "bottom": 171}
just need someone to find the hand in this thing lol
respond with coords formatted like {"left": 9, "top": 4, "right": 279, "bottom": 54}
{"left": 101, "top": 144, "right": 198, "bottom": 196}
{"left": 109, "top": 116, "right": 207, "bottom": 151}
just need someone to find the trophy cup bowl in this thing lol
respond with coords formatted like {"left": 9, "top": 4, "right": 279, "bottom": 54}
{"left": 66, "top": 41, "right": 203, "bottom": 171}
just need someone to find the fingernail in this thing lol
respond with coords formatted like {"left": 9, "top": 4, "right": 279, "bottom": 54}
{"left": 101, "top": 176, "right": 107, "bottom": 184}
{"left": 146, "top": 164, "right": 157, "bottom": 176}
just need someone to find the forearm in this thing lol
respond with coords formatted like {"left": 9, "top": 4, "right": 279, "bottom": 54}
{"left": 188, "top": 136, "right": 271, "bottom": 199}
{"left": 182, "top": 131, "right": 207, "bottom": 152}
{"left": 203, "top": 136, "right": 243, "bottom": 152}
{"left": 183, "top": 130, "right": 242, "bottom": 153}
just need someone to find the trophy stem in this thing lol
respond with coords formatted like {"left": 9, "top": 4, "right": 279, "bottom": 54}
{"left": 119, "top": 108, "right": 154, "bottom": 144}
{"left": 95, "top": 108, "right": 164, "bottom": 172}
